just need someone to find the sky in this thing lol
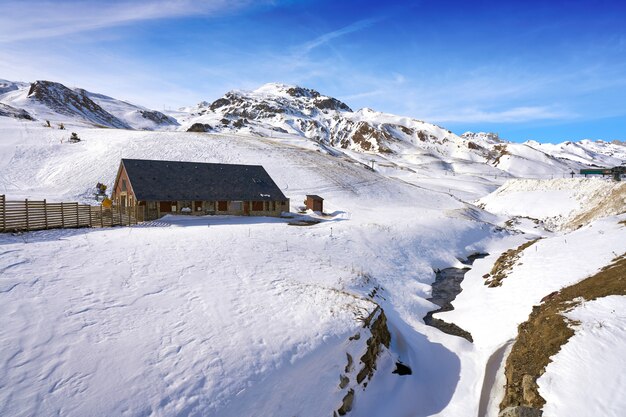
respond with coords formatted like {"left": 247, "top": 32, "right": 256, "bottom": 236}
{"left": 1, "top": 0, "right": 625, "bottom": 143}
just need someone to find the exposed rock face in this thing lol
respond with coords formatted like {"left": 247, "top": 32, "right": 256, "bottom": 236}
{"left": 355, "top": 307, "right": 391, "bottom": 384}
{"left": 0, "top": 103, "right": 35, "bottom": 120}
{"left": 498, "top": 406, "right": 543, "bottom": 417}
{"left": 0, "top": 80, "right": 22, "bottom": 95}
{"left": 28, "top": 81, "right": 130, "bottom": 128}
{"left": 186, "top": 123, "right": 212, "bottom": 132}
{"left": 521, "top": 374, "right": 542, "bottom": 405}
{"left": 181, "top": 83, "right": 480, "bottom": 155}
{"left": 337, "top": 389, "right": 354, "bottom": 416}
{"left": 138, "top": 109, "right": 178, "bottom": 127}
{"left": 178, "top": 83, "right": 626, "bottom": 174}
{"left": 334, "top": 305, "right": 391, "bottom": 417}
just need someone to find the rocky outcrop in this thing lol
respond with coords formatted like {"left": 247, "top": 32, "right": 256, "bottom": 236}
{"left": 498, "top": 406, "right": 543, "bottom": 417}
{"left": 138, "top": 109, "right": 178, "bottom": 127}
{"left": 184, "top": 84, "right": 456, "bottom": 153}
{"left": 355, "top": 307, "right": 391, "bottom": 384}
{"left": 0, "top": 103, "right": 35, "bottom": 120}
{"left": 186, "top": 123, "right": 212, "bottom": 132}
{"left": 334, "top": 305, "right": 391, "bottom": 416}
{"left": 28, "top": 81, "right": 130, "bottom": 128}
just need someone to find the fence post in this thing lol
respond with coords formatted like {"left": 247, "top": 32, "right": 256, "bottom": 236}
{"left": 119, "top": 206, "right": 122, "bottom": 226}
{"left": 25, "top": 198, "right": 29, "bottom": 231}
{"left": 1, "top": 195, "right": 5, "bottom": 233}
{"left": 100, "top": 205, "right": 104, "bottom": 227}
{"left": 75, "top": 202, "right": 79, "bottom": 227}
{"left": 44, "top": 199, "right": 48, "bottom": 229}
{"left": 88, "top": 204, "right": 92, "bottom": 227}
{"left": 61, "top": 203, "right": 65, "bottom": 228}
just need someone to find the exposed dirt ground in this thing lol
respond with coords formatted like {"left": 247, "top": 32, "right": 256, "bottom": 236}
{"left": 484, "top": 239, "right": 542, "bottom": 287}
{"left": 500, "top": 252, "right": 626, "bottom": 411}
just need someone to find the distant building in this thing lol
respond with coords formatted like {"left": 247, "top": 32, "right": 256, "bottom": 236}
{"left": 112, "top": 159, "right": 289, "bottom": 220}
{"left": 580, "top": 166, "right": 625, "bottom": 181}
{"left": 305, "top": 195, "right": 324, "bottom": 212}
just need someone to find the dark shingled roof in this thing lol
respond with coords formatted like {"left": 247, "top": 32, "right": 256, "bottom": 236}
{"left": 121, "top": 159, "right": 287, "bottom": 201}
{"left": 306, "top": 195, "right": 324, "bottom": 200}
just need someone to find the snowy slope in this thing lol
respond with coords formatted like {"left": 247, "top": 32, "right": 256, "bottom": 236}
{"left": 538, "top": 296, "right": 626, "bottom": 417}
{"left": 176, "top": 83, "right": 625, "bottom": 201}
{"left": 477, "top": 178, "right": 626, "bottom": 230}
{"left": 0, "top": 222, "right": 379, "bottom": 417}
{"left": 1, "top": 83, "right": 625, "bottom": 417}
{"left": 0, "top": 117, "right": 504, "bottom": 417}
{"left": 85, "top": 90, "right": 179, "bottom": 130}
{"left": 525, "top": 139, "right": 626, "bottom": 167}
{"left": 438, "top": 214, "right": 626, "bottom": 417}
{"left": 0, "top": 79, "right": 177, "bottom": 130}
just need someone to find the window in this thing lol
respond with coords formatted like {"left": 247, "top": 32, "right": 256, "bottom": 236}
{"left": 122, "top": 179, "right": 127, "bottom": 191}
{"left": 252, "top": 201, "right": 263, "bottom": 211}
{"left": 194, "top": 201, "right": 203, "bottom": 211}
{"left": 231, "top": 201, "right": 243, "bottom": 211}
{"left": 218, "top": 201, "right": 227, "bottom": 211}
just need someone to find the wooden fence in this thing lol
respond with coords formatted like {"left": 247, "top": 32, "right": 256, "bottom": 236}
{"left": 0, "top": 195, "right": 144, "bottom": 233}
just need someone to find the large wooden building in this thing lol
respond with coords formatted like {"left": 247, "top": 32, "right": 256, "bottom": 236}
{"left": 111, "top": 159, "right": 289, "bottom": 220}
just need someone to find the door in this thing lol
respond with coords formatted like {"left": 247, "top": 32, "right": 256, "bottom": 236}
{"left": 159, "top": 201, "right": 175, "bottom": 212}
{"left": 243, "top": 201, "right": 250, "bottom": 215}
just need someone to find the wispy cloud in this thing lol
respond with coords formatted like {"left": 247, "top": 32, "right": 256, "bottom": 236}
{"left": 298, "top": 17, "right": 380, "bottom": 55}
{"left": 0, "top": 0, "right": 260, "bottom": 42}
{"left": 426, "top": 106, "right": 575, "bottom": 124}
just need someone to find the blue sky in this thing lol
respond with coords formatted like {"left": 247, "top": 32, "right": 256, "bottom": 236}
{"left": 1, "top": 0, "right": 625, "bottom": 143}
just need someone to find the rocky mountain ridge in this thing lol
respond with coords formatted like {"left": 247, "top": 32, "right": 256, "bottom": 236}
{"left": 0, "top": 79, "right": 178, "bottom": 130}
{"left": 1, "top": 78, "right": 624, "bottom": 178}
{"left": 179, "top": 83, "right": 626, "bottom": 176}
{"left": 27, "top": 80, "right": 131, "bottom": 128}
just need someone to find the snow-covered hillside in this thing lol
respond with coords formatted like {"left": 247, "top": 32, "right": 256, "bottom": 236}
{"left": 0, "top": 79, "right": 178, "bottom": 130}
{"left": 1, "top": 78, "right": 624, "bottom": 194}
{"left": 176, "top": 83, "right": 625, "bottom": 183}
{"left": 0, "top": 82, "right": 625, "bottom": 417}
{"left": 0, "top": 116, "right": 509, "bottom": 417}
{"left": 477, "top": 178, "right": 626, "bottom": 230}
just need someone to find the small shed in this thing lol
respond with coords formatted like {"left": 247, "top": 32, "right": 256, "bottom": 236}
{"left": 305, "top": 195, "right": 324, "bottom": 212}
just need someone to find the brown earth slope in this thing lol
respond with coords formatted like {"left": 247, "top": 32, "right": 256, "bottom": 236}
{"left": 500, "top": 252, "right": 626, "bottom": 411}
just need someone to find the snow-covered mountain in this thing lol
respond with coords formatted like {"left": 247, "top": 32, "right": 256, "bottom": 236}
{"left": 0, "top": 79, "right": 178, "bottom": 130}
{"left": 1, "top": 79, "right": 624, "bottom": 178}
{"left": 178, "top": 83, "right": 626, "bottom": 179}
{"left": 0, "top": 78, "right": 625, "bottom": 417}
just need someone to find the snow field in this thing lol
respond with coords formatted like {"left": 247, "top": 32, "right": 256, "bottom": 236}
{"left": 478, "top": 178, "right": 626, "bottom": 230}
{"left": 537, "top": 296, "right": 626, "bottom": 417}
{"left": 438, "top": 214, "right": 626, "bottom": 416}
{"left": 0, "top": 222, "right": 378, "bottom": 417}
{"left": 442, "top": 215, "right": 626, "bottom": 348}
{"left": 1, "top": 117, "right": 625, "bottom": 416}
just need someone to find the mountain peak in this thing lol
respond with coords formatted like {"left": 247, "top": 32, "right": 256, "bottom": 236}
{"left": 252, "top": 83, "right": 320, "bottom": 98}
{"left": 26, "top": 80, "right": 131, "bottom": 129}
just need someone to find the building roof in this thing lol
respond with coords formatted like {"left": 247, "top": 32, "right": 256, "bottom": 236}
{"left": 120, "top": 159, "right": 287, "bottom": 201}
{"left": 306, "top": 194, "right": 324, "bottom": 200}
